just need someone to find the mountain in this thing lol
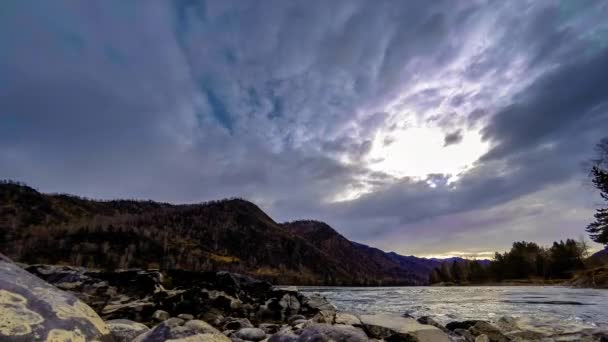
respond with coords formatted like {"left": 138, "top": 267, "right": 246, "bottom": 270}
{"left": 283, "top": 220, "right": 430, "bottom": 284}
{"left": 1, "top": 181, "right": 434, "bottom": 285}
{"left": 587, "top": 247, "right": 608, "bottom": 266}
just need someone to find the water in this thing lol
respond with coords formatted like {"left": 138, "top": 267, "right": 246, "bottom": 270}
{"left": 299, "top": 286, "right": 608, "bottom": 331}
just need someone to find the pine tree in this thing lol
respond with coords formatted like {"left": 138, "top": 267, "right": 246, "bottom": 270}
{"left": 587, "top": 138, "right": 608, "bottom": 245}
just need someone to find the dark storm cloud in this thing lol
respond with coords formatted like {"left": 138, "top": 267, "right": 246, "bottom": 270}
{"left": 482, "top": 49, "right": 608, "bottom": 161}
{"left": 1, "top": 0, "right": 607, "bottom": 254}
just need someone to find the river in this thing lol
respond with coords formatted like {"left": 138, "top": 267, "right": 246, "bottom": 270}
{"left": 299, "top": 286, "right": 608, "bottom": 332}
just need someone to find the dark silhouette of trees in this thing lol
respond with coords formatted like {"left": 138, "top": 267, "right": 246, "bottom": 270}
{"left": 429, "top": 239, "right": 588, "bottom": 284}
{"left": 587, "top": 138, "right": 608, "bottom": 245}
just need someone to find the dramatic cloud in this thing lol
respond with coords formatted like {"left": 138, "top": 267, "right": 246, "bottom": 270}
{"left": 1, "top": 0, "right": 607, "bottom": 256}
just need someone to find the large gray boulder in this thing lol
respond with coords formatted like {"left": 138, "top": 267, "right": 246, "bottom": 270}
{"left": 360, "top": 313, "right": 450, "bottom": 342}
{"left": 0, "top": 254, "right": 113, "bottom": 341}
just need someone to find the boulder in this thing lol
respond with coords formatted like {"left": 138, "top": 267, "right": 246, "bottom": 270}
{"left": 152, "top": 309, "right": 170, "bottom": 322}
{"left": 234, "top": 327, "right": 267, "bottom": 341}
{"left": 298, "top": 323, "right": 368, "bottom": 342}
{"left": 312, "top": 310, "right": 336, "bottom": 324}
{"left": 107, "top": 319, "right": 150, "bottom": 342}
{"left": 475, "top": 335, "right": 490, "bottom": 342}
{"left": 287, "top": 315, "right": 306, "bottom": 325}
{"left": 446, "top": 321, "right": 484, "bottom": 332}
{"left": 360, "top": 313, "right": 450, "bottom": 342}
{"left": 416, "top": 316, "right": 449, "bottom": 334}
{"left": 178, "top": 314, "right": 195, "bottom": 321}
{"left": 258, "top": 323, "right": 281, "bottom": 335}
{"left": 468, "top": 322, "right": 509, "bottom": 342}
{"left": 301, "top": 294, "right": 337, "bottom": 313}
{"left": 278, "top": 294, "right": 300, "bottom": 312}
{"left": 134, "top": 318, "right": 227, "bottom": 341}
{"left": 101, "top": 298, "right": 156, "bottom": 321}
{"left": 224, "top": 318, "right": 254, "bottom": 330}
{"left": 0, "top": 254, "right": 113, "bottom": 341}
{"left": 334, "top": 312, "right": 361, "bottom": 326}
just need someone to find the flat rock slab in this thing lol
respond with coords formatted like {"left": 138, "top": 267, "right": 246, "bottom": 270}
{"left": 360, "top": 313, "right": 450, "bottom": 342}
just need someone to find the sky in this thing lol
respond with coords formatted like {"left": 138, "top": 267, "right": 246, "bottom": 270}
{"left": 1, "top": 0, "right": 608, "bottom": 258}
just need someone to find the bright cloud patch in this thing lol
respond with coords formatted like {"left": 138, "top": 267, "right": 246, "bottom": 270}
{"left": 368, "top": 125, "right": 490, "bottom": 181}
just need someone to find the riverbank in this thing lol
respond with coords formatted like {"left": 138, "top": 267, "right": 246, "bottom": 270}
{"left": 1, "top": 256, "right": 607, "bottom": 341}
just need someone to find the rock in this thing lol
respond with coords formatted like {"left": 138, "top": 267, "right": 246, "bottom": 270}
{"left": 468, "top": 322, "right": 509, "bottom": 342}
{"left": 287, "top": 315, "right": 306, "bottom": 325}
{"left": 312, "top": 310, "right": 336, "bottom": 324}
{"left": 267, "top": 329, "right": 299, "bottom": 342}
{"left": 360, "top": 313, "right": 450, "bottom": 342}
{"left": 298, "top": 323, "right": 368, "bottom": 342}
{"left": 107, "top": 319, "right": 150, "bottom": 342}
{"left": 279, "top": 294, "right": 301, "bottom": 312}
{"left": 453, "top": 328, "right": 475, "bottom": 342}
{"left": 259, "top": 323, "right": 281, "bottom": 335}
{"left": 335, "top": 312, "right": 361, "bottom": 326}
{"left": 179, "top": 313, "right": 195, "bottom": 321}
{"left": 101, "top": 298, "right": 156, "bottom": 321}
{"left": 417, "top": 316, "right": 449, "bottom": 333}
{"left": 291, "top": 319, "right": 308, "bottom": 327}
{"left": 224, "top": 318, "right": 254, "bottom": 330}
{"left": 200, "top": 308, "right": 225, "bottom": 326}
{"left": 0, "top": 253, "right": 113, "bottom": 341}
{"left": 133, "top": 318, "right": 226, "bottom": 341}
{"left": 184, "top": 320, "right": 222, "bottom": 334}
{"left": 446, "top": 321, "right": 484, "bottom": 331}
{"left": 475, "top": 335, "right": 490, "bottom": 342}
{"left": 152, "top": 309, "right": 170, "bottom": 322}
{"left": 302, "top": 294, "right": 337, "bottom": 313}
{"left": 234, "top": 327, "right": 267, "bottom": 341}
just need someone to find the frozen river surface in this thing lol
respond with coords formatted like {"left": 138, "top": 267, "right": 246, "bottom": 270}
{"left": 299, "top": 286, "right": 608, "bottom": 331}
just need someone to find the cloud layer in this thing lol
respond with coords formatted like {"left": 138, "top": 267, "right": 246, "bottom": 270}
{"left": 1, "top": 0, "right": 607, "bottom": 255}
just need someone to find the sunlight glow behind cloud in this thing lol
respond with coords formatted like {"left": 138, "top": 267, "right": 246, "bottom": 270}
{"left": 368, "top": 126, "right": 490, "bottom": 181}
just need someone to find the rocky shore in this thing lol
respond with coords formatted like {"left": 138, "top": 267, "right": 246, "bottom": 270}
{"left": 1, "top": 255, "right": 606, "bottom": 342}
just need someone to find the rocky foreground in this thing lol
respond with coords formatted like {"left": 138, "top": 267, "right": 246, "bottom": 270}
{"left": 1, "top": 255, "right": 607, "bottom": 342}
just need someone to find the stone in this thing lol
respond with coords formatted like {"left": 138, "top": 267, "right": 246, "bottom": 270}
{"left": 287, "top": 315, "right": 306, "bottom": 324}
{"left": 360, "top": 313, "right": 450, "bottom": 342}
{"left": 468, "top": 322, "right": 509, "bottom": 342}
{"left": 267, "top": 329, "right": 299, "bottom": 342}
{"left": 302, "top": 294, "right": 337, "bottom": 312}
{"left": 101, "top": 298, "right": 156, "bottom": 321}
{"left": 312, "top": 310, "right": 336, "bottom": 324}
{"left": 234, "top": 327, "right": 267, "bottom": 341}
{"left": 453, "top": 328, "right": 475, "bottom": 342}
{"left": 185, "top": 320, "right": 223, "bottom": 334}
{"left": 279, "top": 294, "right": 301, "bottom": 312}
{"left": 474, "top": 335, "right": 490, "bottom": 342}
{"left": 0, "top": 254, "right": 113, "bottom": 341}
{"left": 258, "top": 323, "right": 281, "bottom": 335}
{"left": 416, "top": 316, "right": 448, "bottom": 333}
{"left": 107, "top": 319, "right": 150, "bottom": 342}
{"left": 291, "top": 319, "right": 308, "bottom": 327}
{"left": 334, "top": 312, "right": 361, "bottom": 326}
{"left": 446, "top": 321, "right": 484, "bottom": 331}
{"left": 200, "top": 309, "right": 225, "bottom": 326}
{"left": 133, "top": 318, "right": 227, "bottom": 342}
{"left": 224, "top": 318, "right": 254, "bottom": 330}
{"left": 298, "top": 323, "right": 368, "bottom": 342}
{"left": 179, "top": 314, "right": 195, "bottom": 320}
{"left": 152, "top": 309, "right": 171, "bottom": 322}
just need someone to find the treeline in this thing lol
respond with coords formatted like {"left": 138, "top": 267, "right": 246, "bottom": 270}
{"left": 430, "top": 239, "right": 588, "bottom": 284}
